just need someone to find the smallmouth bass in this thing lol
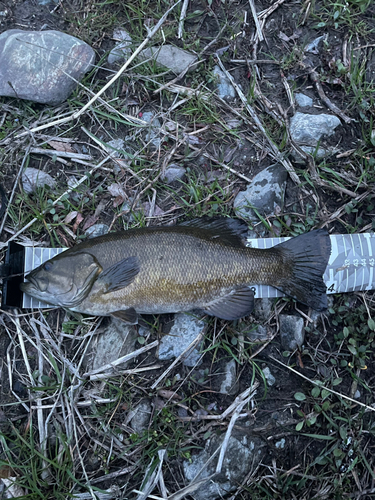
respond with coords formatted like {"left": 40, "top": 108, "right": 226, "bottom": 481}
{"left": 20, "top": 218, "right": 331, "bottom": 323}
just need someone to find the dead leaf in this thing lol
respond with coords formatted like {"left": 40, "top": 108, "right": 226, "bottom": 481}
{"left": 143, "top": 202, "right": 164, "bottom": 217}
{"left": 108, "top": 183, "right": 127, "bottom": 201}
{"left": 48, "top": 140, "right": 75, "bottom": 153}
{"left": 73, "top": 213, "right": 84, "bottom": 233}
{"left": 158, "top": 390, "right": 182, "bottom": 400}
{"left": 82, "top": 215, "right": 99, "bottom": 232}
{"left": 64, "top": 211, "right": 78, "bottom": 224}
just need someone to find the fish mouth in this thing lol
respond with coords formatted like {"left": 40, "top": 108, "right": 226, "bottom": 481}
{"left": 20, "top": 274, "right": 39, "bottom": 293}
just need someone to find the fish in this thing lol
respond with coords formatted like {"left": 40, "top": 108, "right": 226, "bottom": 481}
{"left": 20, "top": 218, "right": 331, "bottom": 324}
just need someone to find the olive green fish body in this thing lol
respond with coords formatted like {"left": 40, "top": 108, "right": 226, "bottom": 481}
{"left": 21, "top": 220, "right": 331, "bottom": 321}
{"left": 71, "top": 227, "right": 282, "bottom": 316}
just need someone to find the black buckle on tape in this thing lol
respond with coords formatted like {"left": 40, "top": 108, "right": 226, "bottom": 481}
{"left": 1, "top": 242, "right": 25, "bottom": 309}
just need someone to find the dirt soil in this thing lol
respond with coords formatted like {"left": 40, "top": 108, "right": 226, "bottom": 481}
{"left": 1, "top": 0, "right": 375, "bottom": 499}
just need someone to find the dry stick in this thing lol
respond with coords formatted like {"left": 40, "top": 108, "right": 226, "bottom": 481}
{"left": 0, "top": 145, "right": 30, "bottom": 237}
{"left": 304, "top": 64, "right": 352, "bottom": 124}
{"left": 151, "top": 331, "right": 205, "bottom": 390}
{"left": 89, "top": 364, "right": 162, "bottom": 382}
{"left": 5, "top": 155, "right": 110, "bottom": 244}
{"left": 189, "top": 145, "right": 253, "bottom": 183}
{"left": 231, "top": 59, "right": 280, "bottom": 64}
{"left": 216, "top": 383, "right": 258, "bottom": 474}
{"left": 258, "top": 0, "right": 287, "bottom": 19}
{"left": 166, "top": 474, "right": 219, "bottom": 500}
{"left": 215, "top": 56, "right": 302, "bottom": 187}
{"left": 83, "top": 340, "right": 159, "bottom": 377}
{"left": 80, "top": 126, "right": 143, "bottom": 183}
{"left": 16, "top": 0, "right": 181, "bottom": 138}
{"left": 322, "top": 191, "right": 370, "bottom": 227}
{"left": 154, "top": 58, "right": 204, "bottom": 95}
{"left": 178, "top": 0, "right": 189, "bottom": 38}
{"left": 28, "top": 147, "right": 93, "bottom": 161}
{"left": 248, "top": 0, "right": 264, "bottom": 42}
{"left": 32, "top": 322, "right": 50, "bottom": 482}
{"left": 270, "top": 356, "right": 375, "bottom": 412}
{"left": 134, "top": 449, "right": 167, "bottom": 500}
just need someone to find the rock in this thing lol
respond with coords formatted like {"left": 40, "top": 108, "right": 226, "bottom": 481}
{"left": 140, "top": 45, "right": 198, "bottom": 74}
{"left": 162, "top": 164, "right": 186, "bottom": 184}
{"left": 213, "top": 359, "right": 238, "bottom": 395}
{"left": 22, "top": 168, "right": 56, "bottom": 194}
{"left": 279, "top": 314, "right": 304, "bottom": 351}
{"left": 213, "top": 65, "right": 235, "bottom": 98}
{"left": 305, "top": 35, "right": 327, "bottom": 54}
{"left": 105, "top": 138, "right": 125, "bottom": 157}
{"left": 142, "top": 111, "right": 162, "bottom": 147}
{"left": 108, "top": 29, "right": 132, "bottom": 65}
{"left": 90, "top": 319, "right": 138, "bottom": 371}
{"left": 275, "top": 438, "right": 286, "bottom": 449}
{"left": 127, "top": 400, "right": 152, "bottom": 434}
{"left": 295, "top": 93, "right": 313, "bottom": 107}
{"left": 226, "top": 119, "right": 242, "bottom": 129}
{"left": 244, "top": 324, "right": 269, "bottom": 342}
{"left": 253, "top": 298, "right": 273, "bottom": 322}
{"left": 157, "top": 313, "right": 205, "bottom": 367}
{"left": 290, "top": 112, "right": 341, "bottom": 161}
{"left": 290, "top": 112, "right": 341, "bottom": 146}
{"left": 262, "top": 367, "right": 275, "bottom": 386}
{"left": 183, "top": 433, "right": 264, "bottom": 500}
{"left": 294, "top": 145, "right": 339, "bottom": 161}
{"left": 0, "top": 30, "right": 95, "bottom": 105}
{"left": 85, "top": 224, "right": 109, "bottom": 238}
{"left": 233, "top": 164, "right": 287, "bottom": 225}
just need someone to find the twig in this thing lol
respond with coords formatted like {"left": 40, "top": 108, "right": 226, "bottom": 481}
{"left": 230, "top": 59, "right": 280, "bottom": 64}
{"left": 154, "top": 58, "right": 204, "bottom": 95}
{"left": 15, "top": 1, "right": 181, "bottom": 138}
{"left": 134, "top": 449, "right": 167, "bottom": 500}
{"left": 88, "top": 364, "right": 162, "bottom": 382}
{"left": 216, "top": 382, "right": 258, "bottom": 473}
{"left": 200, "top": 23, "right": 228, "bottom": 56}
{"left": 248, "top": 0, "right": 264, "bottom": 42}
{"left": 166, "top": 474, "right": 218, "bottom": 500}
{"left": 322, "top": 191, "right": 369, "bottom": 226}
{"left": 189, "top": 145, "right": 253, "bottom": 183}
{"left": 178, "top": 0, "right": 189, "bottom": 38}
{"left": 29, "top": 147, "right": 93, "bottom": 161}
{"left": 302, "top": 63, "right": 352, "bottom": 124}
{"left": 83, "top": 340, "right": 159, "bottom": 377}
{"left": 258, "top": 0, "right": 287, "bottom": 19}
{"left": 270, "top": 356, "right": 375, "bottom": 412}
{"left": 32, "top": 322, "right": 50, "bottom": 481}
{"left": 151, "top": 330, "right": 205, "bottom": 389}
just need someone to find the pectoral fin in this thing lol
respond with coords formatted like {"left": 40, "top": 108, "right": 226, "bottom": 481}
{"left": 203, "top": 287, "right": 255, "bottom": 320}
{"left": 97, "top": 256, "right": 140, "bottom": 293}
{"left": 111, "top": 308, "right": 138, "bottom": 324}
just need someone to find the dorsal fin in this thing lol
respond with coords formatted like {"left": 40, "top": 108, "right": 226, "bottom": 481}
{"left": 178, "top": 218, "right": 248, "bottom": 248}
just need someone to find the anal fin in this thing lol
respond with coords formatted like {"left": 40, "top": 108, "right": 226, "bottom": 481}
{"left": 202, "top": 287, "right": 255, "bottom": 320}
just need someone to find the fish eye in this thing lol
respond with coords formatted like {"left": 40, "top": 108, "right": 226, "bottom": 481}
{"left": 43, "top": 262, "right": 53, "bottom": 272}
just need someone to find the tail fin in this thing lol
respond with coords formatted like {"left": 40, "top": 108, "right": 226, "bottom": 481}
{"left": 274, "top": 229, "right": 331, "bottom": 311}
